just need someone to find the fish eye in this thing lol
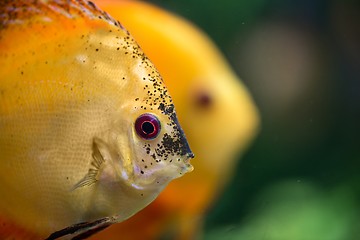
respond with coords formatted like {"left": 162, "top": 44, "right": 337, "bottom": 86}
{"left": 195, "top": 90, "right": 213, "bottom": 109}
{"left": 135, "top": 113, "right": 161, "bottom": 140}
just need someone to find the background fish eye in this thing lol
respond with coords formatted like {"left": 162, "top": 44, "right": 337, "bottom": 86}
{"left": 135, "top": 113, "right": 161, "bottom": 140}
{"left": 195, "top": 90, "right": 213, "bottom": 109}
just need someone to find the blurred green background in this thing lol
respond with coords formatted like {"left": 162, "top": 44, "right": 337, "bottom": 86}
{"left": 149, "top": 0, "right": 360, "bottom": 239}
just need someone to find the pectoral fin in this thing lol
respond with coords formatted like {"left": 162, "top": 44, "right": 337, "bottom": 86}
{"left": 72, "top": 138, "right": 107, "bottom": 189}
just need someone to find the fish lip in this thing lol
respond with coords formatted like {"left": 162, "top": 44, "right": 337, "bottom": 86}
{"left": 178, "top": 139, "right": 194, "bottom": 170}
{"left": 182, "top": 161, "right": 194, "bottom": 173}
{"left": 181, "top": 151, "right": 194, "bottom": 173}
{"left": 183, "top": 151, "right": 194, "bottom": 164}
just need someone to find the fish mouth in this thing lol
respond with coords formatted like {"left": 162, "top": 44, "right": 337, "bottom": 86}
{"left": 182, "top": 162, "right": 194, "bottom": 173}
{"left": 183, "top": 151, "right": 194, "bottom": 165}
{"left": 179, "top": 151, "right": 195, "bottom": 173}
{"left": 182, "top": 138, "right": 194, "bottom": 167}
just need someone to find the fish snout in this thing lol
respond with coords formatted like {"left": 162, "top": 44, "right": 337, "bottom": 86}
{"left": 180, "top": 135, "right": 194, "bottom": 162}
{"left": 182, "top": 136, "right": 194, "bottom": 158}
{"left": 181, "top": 142, "right": 194, "bottom": 171}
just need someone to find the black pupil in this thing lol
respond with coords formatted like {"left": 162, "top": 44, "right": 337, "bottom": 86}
{"left": 142, "top": 121, "right": 155, "bottom": 135}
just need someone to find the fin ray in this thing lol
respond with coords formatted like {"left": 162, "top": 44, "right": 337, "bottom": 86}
{"left": 72, "top": 138, "right": 106, "bottom": 190}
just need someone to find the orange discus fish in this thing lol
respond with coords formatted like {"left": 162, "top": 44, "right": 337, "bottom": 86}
{"left": 0, "top": 0, "right": 193, "bottom": 239}
{"left": 91, "top": 1, "right": 260, "bottom": 239}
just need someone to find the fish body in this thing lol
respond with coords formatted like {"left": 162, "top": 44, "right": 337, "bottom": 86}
{"left": 91, "top": 0, "right": 260, "bottom": 239}
{"left": 0, "top": 0, "right": 193, "bottom": 238}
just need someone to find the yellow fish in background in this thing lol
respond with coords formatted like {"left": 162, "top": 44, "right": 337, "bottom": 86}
{"left": 91, "top": 0, "right": 260, "bottom": 239}
{"left": 0, "top": 0, "right": 194, "bottom": 239}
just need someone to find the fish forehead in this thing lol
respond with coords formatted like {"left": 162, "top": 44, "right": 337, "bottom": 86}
{"left": 0, "top": 0, "right": 125, "bottom": 55}
{"left": 0, "top": 0, "right": 122, "bottom": 30}
{"left": 0, "top": 0, "right": 192, "bottom": 157}
{"left": 0, "top": 0, "right": 167, "bottom": 106}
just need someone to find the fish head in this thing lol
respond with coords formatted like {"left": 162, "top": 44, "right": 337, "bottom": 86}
{"left": 44, "top": 1, "right": 196, "bottom": 191}
{"left": 107, "top": 72, "right": 195, "bottom": 190}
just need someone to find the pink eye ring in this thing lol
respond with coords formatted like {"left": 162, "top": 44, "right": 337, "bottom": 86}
{"left": 135, "top": 113, "right": 161, "bottom": 140}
